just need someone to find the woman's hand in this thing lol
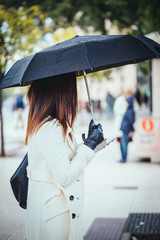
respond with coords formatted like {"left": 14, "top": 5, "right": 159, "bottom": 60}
{"left": 82, "top": 119, "right": 104, "bottom": 150}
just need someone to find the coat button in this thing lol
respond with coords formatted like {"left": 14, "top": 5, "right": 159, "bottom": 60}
{"left": 70, "top": 195, "right": 74, "bottom": 201}
{"left": 72, "top": 213, "right": 76, "bottom": 219}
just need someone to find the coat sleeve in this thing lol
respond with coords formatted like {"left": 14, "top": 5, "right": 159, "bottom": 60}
{"left": 37, "top": 124, "right": 95, "bottom": 187}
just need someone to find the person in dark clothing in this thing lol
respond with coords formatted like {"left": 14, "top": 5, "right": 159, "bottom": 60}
{"left": 16, "top": 94, "right": 24, "bottom": 109}
{"left": 143, "top": 92, "right": 149, "bottom": 107}
{"left": 134, "top": 87, "right": 142, "bottom": 106}
{"left": 119, "top": 97, "right": 135, "bottom": 163}
{"left": 14, "top": 90, "right": 25, "bottom": 128}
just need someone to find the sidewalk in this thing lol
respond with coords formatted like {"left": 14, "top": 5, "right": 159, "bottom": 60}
{"left": 0, "top": 117, "right": 160, "bottom": 240}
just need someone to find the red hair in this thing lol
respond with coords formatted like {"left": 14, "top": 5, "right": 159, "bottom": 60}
{"left": 25, "top": 72, "right": 77, "bottom": 144}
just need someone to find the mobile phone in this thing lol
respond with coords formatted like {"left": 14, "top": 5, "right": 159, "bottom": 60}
{"left": 94, "top": 132, "right": 122, "bottom": 153}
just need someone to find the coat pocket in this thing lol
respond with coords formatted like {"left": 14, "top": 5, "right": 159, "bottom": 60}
{"left": 43, "top": 192, "right": 69, "bottom": 222}
{"left": 43, "top": 186, "right": 61, "bottom": 206}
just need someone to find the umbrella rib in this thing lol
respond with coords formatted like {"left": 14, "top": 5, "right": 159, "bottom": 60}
{"left": 84, "top": 42, "right": 92, "bottom": 69}
{"left": 20, "top": 53, "right": 37, "bottom": 85}
{"left": 132, "top": 35, "right": 160, "bottom": 57}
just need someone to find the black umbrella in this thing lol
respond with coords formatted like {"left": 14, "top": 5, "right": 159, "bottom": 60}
{"left": 1, "top": 35, "right": 160, "bottom": 119}
{"left": 1, "top": 35, "right": 160, "bottom": 89}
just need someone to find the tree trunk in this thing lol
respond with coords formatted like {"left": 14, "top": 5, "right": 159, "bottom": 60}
{"left": 0, "top": 71, "right": 5, "bottom": 157}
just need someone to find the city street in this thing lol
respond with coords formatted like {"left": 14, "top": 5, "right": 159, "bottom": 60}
{"left": 0, "top": 113, "right": 160, "bottom": 240}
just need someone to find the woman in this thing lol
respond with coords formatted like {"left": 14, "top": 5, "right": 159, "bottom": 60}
{"left": 25, "top": 72, "right": 104, "bottom": 240}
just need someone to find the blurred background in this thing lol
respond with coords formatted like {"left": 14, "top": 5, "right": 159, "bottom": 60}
{"left": 0, "top": 1, "right": 160, "bottom": 240}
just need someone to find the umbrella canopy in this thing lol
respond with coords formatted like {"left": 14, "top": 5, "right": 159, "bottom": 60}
{"left": 0, "top": 34, "right": 160, "bottom": 90}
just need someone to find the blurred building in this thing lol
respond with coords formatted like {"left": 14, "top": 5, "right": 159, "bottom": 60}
{"left": 77, "top": 64, "right": 137, "bottom": 102}
{"left": 136, "top": 33, "right": 160, "bottom": 162}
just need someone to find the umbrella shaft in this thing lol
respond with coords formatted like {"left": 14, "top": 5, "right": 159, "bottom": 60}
{"left": 83, "top": 70, "right": 95, "bottom": 122}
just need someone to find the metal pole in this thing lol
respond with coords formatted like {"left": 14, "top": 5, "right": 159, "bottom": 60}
{"left": 83, "top": 70, "right": 95, "bottom": 122}
{"left": 149, "top": 60, "right": 152, "bottom": 114}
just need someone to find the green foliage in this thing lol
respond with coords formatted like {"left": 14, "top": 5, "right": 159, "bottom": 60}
{"left": 107, "top": 0, "right": 160, "bottom": 34}
{"left": 0, "top": 4, "right": 46, "bottom": 73}
{"left": 1, "top": 0, "right": 160, "bottom": 35}
{"left": 0, "top": 4, "right": 49, "bottom": 106}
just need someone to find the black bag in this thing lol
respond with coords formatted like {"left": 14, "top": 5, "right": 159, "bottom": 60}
{"left": 10, "top": 153, "right": 28, "bottom": 209}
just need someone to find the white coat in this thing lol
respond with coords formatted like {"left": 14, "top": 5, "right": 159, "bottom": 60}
{"left": 25, "top": 119, "right": 95, "bottom": 240}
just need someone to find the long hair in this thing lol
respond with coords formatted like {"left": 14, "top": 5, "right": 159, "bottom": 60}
{"left": 25, "top": 72, "right": 77, "bottom": 144}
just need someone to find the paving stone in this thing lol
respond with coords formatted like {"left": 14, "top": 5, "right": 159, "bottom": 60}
{"left": 84, "top": 218, "right": 126, "bottom": 240}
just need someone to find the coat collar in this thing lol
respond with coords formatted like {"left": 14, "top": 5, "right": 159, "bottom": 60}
{"left": 44, "top": 117, "right": 72, "bottom": 134}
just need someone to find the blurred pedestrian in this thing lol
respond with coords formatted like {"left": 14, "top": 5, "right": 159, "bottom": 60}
{"left": 14, "top": 89, "right": 25, "bottom": 128}
{"left": 134, "top": 87, "right": 142, "bottom": 107}
{"left": 113, "top": 90, "right": 133, "bottom": 133}
{"left": 105, "top": 92, "right": 114, "bottom": 119}
{"left": 142, "top": 91, "right": 149, "bottom": 108}
{"left": 119, "top": 97, "right": 135, "bottom": 163}
{"left": 113, "top": 93, "right": 127, "bottom": 133}
{"left": 25, "top": 74, "right": 104, "bottom": 240}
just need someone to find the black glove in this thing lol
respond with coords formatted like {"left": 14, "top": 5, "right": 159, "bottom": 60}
{"left": 82, "top": 119, "right": 104, "bottom": 150}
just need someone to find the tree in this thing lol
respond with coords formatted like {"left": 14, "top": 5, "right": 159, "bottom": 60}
{"left": 1, "top": 0, "right": 160, "bottom": 35}
{"left": 0, "top": 5, "right": 47, "bottom": 156}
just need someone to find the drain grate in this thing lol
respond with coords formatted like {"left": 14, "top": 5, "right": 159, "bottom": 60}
{"left": 120, "top": 213, "right": 160, "bottom": 240}
{"left": 114, "top": 186, "right": 138, "bottom": 190}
